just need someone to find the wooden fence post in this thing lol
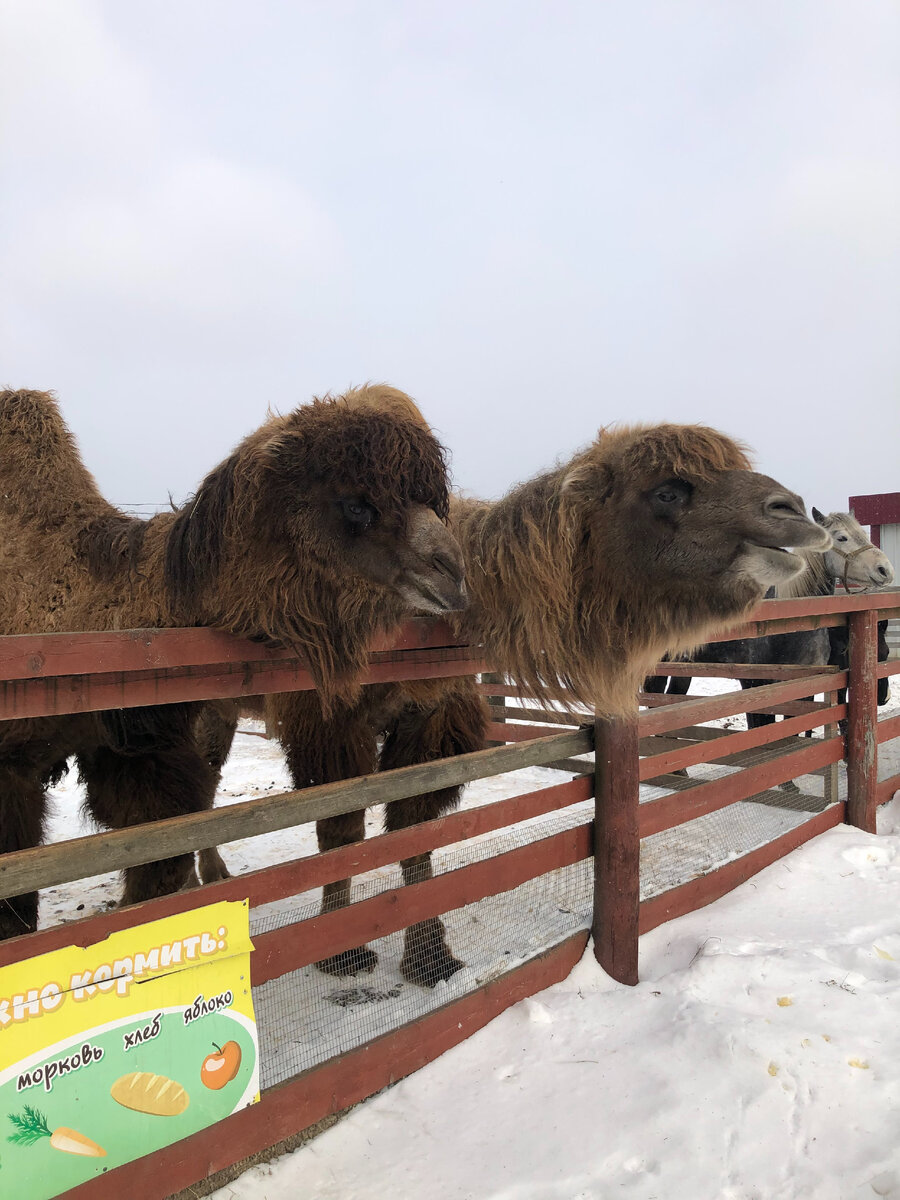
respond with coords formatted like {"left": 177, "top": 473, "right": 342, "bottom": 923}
{"left": 846, "top": 609, "right": 879, "bottom": 833}
{"left": 592, "top": 713, "right": 641, "bottom": 985}
{"left": 482, "top": 672, "right": 506, "bottom": 744}
{"left": 823, "top": 688, "right": 840, "bottom": 809}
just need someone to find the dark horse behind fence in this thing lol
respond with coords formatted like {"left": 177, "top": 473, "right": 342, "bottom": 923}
{"left": 643, "top": 509, "right": 895, "bottom": 733}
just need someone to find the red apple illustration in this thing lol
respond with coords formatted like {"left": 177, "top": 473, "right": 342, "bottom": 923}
{"left": 200, "top": 1041, "right": 242, "bottom": 1089}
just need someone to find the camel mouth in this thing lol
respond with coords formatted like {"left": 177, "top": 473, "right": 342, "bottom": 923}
{"left": 398, "top": 577, "right": 469, "bottom": 616}
{"left": 735, "top": 543, "right": 804, "bottom": 588}
{"left": 793, "top": 522, "right": 833, "bottom": 552}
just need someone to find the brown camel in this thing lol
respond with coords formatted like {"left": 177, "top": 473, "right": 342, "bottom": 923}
{"left": 0, "top": 385, "right": 466, "bottom": 940}
{"left": 204, "top": 420, "right": 831, "bottom": 987}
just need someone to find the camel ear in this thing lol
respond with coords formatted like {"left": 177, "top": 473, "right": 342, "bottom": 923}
{"left": 164, "top": 454, "right": 238, "bottom": 613}
{"left": 812, "top": 506, "right": 827, "bottom": 526}
{"left": 252, "top": 430, "right": 293, "bottom": 464}
{"left": 561, "top": 459, "right": 614, "bottom": 507}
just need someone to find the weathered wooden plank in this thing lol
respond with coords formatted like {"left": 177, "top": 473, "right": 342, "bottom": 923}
{"left": 493, "top": 704, "right": 580, "bottom": 726}
{"left": 705, "top": 614, "right": 847, "bottom": 641}
{"left": 545, "top": 704, "right": 848, "bottom": 775}
{"left": 638, "top": 704, "right": 845, "bottom": 779}
{"left": 643, "top": 725, "right": 738, "bottom": 745}
{"left": 877, "top": 713, "right": 900, "bottom": 745}
{"left": 718, "top": 588, "right": 900, "bottom": 622}
{"left": 62, "top": 932, "right": 589, "bottom": 1200}
{"left": 755, "top": 700, "right": 836, "bottom": 718}
{"left": 2, "top": 593, "right": 893, "bottom": 687}
{"left": 654, "top": 662, "right": 841, "bottom": 680}
{"left": 0, "top": 728, "right": 593, "bottom": 900}
{"left": 638, "top": 736, "right": 844, "bottom": 837}
{"left": 638, "top": 672, "right": 847, "bottom": 738}
{"left": 542, "top": 757, "right": 594, "bottom": 775}
{"left": 846, "top": 610, "right": 879, "bottom": 833}
{"left": 593, "top": 714, "right": 640, "bottom": 986}
{"left": 639, "top": 804, "right": 845, "bottom": 933}
{"left": 0, "top": 619, "right": 465, "bottom": 680}
{"left": 641, "top": 692, "right": 833, "bottom": 721}
{"left": 486, "top": 721, "right": 578, "bottom": 743}
{"left": 638, "top": 691, "right": 697, "bottom": 708}
{"left": 876, "top": 773, "right": 900, "bottom": 807}
{"left": 478, "top": 682, "right": 554, "bottom": 701}
{"left": 640, "top": 772, "right": 697, "bottom": 790}
{"left": 251, "top": 823, "right": 592, "bottom": 983}
{"left": 0, "top": 649, "right": 487, "bottom": 721}
{"left": 0, "top": 776, "right": 593, "bottom": 970}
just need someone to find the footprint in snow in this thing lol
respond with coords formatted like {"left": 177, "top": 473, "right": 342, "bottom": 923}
{"left": 841, "top": 845, "right": 896, "bottom": 869}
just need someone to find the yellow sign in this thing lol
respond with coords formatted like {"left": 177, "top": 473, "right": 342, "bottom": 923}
{"left": 0, "top": 900, "right": 258, "bottom": 1198}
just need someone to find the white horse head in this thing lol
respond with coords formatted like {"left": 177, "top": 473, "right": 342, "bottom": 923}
{"left": 813, "top": 508, "right": 894, "bottom": 590}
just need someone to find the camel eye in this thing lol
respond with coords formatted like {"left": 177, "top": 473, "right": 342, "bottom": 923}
{"left": 339, "top": 498, "right": 377, "bottom": 531}
{"left": 652, "top": 480, "right": 696, "bottom": 518}
{"left": 649, "top": 480, "right": 692, "bottom": 516}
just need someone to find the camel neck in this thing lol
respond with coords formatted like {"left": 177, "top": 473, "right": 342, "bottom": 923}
{"left": 450, "top": 467, "right": 570, "bottom": 645}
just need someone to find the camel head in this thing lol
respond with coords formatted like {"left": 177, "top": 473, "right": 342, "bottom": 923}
{"left": 165, "top": 387, "right": 466, "bottom": 698}
{"left": 810, "top": 509, "right": 894, "bottom": 590}
{"left": 527, "top": 421, "right": 833, "bottom": 711}
{"left": 562, "top": 424, "right": 830, "bottom": 614}
{"left": 321, "top": 385, "right": 467, "bottom": 613}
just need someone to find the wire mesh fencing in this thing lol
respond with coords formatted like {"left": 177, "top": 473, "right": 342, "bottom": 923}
{"left": 251, "top": 802, "right": 592, "bottom": 1090}
{"left": 247, "top": 715, "right": 851, "bottom": 1091}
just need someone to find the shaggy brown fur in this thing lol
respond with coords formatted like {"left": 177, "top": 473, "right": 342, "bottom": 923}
{"left": 0, "top": 385, "right": 465, "bottom": 940}
{"left": 203, "top": 422, "right": 831, "bottom": 987}
{"left": 451, "top": 423, "right": 830, "bottom": 714}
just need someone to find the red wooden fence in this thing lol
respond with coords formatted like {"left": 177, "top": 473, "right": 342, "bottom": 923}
{"left": 0, "top": 589, "right": 897, "bottom": 1198}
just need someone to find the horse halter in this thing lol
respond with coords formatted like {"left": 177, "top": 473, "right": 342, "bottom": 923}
{"left": 830, "top": 541, "right": 875, "bottom": 592}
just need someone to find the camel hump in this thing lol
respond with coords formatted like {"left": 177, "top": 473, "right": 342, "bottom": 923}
{"left": 0, "top": 387, "right": 68, "bottom": 446}
{"left": 0, "top": 388, "right": 113, "bottom": 526}
{"left": 336, "top": 383, "right": 429, "bottom": 429}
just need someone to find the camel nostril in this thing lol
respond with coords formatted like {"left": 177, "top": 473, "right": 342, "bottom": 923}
{"left": 431, "top": 552, "right": 464, "bottom": 585}
{"left": 764, "top": 494, "right": 802, "bottom": 519}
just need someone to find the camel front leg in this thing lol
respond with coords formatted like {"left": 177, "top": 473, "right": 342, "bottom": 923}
{"left": 197, "top": 846, "right": 231, "bottom": 883}
{"left": 79, "top": 705, "right": 219, "bottom": 904}
{"left": 270, "top": 691, "right": 379, "bottom": 978}
{"left": 379, "top": 685, "right": 488, "bottom": 988}
{"left": 192, "top": 701, "right": 240, "bottom": 883}
{"left": 315, "top": 809, "right": 378, "bottom": 976}
{"left": 0, "top": 766, "right": 48, "bottom": 940}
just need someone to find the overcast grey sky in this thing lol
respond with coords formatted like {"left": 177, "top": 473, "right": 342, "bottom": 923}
{"left": 2, "top": 1, "right": 898, "bottom": 518}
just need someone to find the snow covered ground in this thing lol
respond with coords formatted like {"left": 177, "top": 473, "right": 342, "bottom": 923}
{"left": 210, "top": 796, "right": 900, "bottom": 1200}
{"left": 31, "top": 677, "right": 900, "bottom": 1198}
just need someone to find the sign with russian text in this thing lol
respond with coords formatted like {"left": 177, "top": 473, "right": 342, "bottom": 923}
{"left": 0, "top": 900, "right": 258, "bottom": 1198}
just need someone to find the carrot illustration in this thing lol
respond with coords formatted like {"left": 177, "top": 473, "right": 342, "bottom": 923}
{"left": 7, "top": 1106, "right": 106, "bottom": 1157}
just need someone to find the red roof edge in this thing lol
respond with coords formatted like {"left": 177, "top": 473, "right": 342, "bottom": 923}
{"left": 848, "top": 492, "right": 900, "bottom": 525}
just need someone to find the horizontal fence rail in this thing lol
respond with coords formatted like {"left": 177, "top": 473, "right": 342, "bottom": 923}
{"left": 0, "top": 619, "right": 468, "bottom": 680}
{"left": 0, "top": 774, "right": 594, "bottom": 970}
{"left": 0, "top": 646, "right": 487, "bottom": 721}
{"left": 638, "top": 734, "right": 845, "bottom": 837}
{"left": 638, "top": 671, "right": 847, "bottom": 736}
{"left": 0, "top": 728, "right": 592, "bottom": 901}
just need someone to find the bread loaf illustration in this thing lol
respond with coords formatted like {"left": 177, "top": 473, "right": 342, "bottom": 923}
{"left": 110, "top": 1072, "right": 189, "bottom": 1116}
